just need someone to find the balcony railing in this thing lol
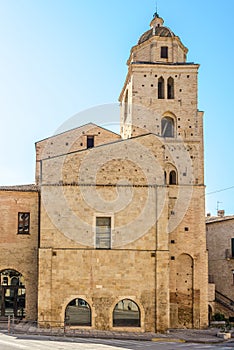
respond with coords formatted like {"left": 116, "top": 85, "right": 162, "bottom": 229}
{"left": 215, "top": 290, "right": 234, "bottom": 312}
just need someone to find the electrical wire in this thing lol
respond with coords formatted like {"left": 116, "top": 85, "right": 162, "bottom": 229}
{"left": 206, "top": 185, "right": 234, "bottom": 196}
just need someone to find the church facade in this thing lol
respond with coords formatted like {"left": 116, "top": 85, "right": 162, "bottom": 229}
{"left": 0, "top": 13, "right": 208, "bottom": 332}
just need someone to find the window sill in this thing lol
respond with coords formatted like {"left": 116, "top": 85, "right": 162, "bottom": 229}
{"left": 111, "top": 326, "right": 142, "bottom": 331}
{"left": 96, "top": 248, "right": 111, "bottom": 250}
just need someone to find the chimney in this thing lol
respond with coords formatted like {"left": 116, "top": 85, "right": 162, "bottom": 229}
{"left": 217, "top": 210, "right": 225, "bottom": 217}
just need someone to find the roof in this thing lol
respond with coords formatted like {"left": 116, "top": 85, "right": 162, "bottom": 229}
{"left": 138, "top": 26, "right": 175, "bottom": 45}
{"left": 206, "top": 215, "right": 234, "bottom": 224}
{"left": 0, "top": 184, "right": 39, "bottom": 192}
{"left": 40, "top": 132, "right": 154, "bottom": 162}
{"left": 36, "top": 122, "right": 120, "bottom": 145}
{"left": 131, "top": 61, "right": 196, "bottom": 66}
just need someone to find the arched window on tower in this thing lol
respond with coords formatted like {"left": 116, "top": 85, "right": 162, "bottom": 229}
{"left": 169, "top": 170, "right": 177, "bottom": 185}
{"left": 167, "top": 77, "right": 174, "bottom": 99}
{"left": 158, "top": 77, "right": 165, "bottom": 99}
{"left": 161, "top": 117, "right": 174, "bottom": 137}
{"left": 124, "top": 90, "right": 128, "bottom": 122}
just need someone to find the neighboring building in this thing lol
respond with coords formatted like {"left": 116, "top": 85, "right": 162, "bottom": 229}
{"left": 0, "top": 12, "right": 208, "bottom": 332}
{"left": 0, "top": 186, "right": 39, "bottom": 320}
{"left": 206, "top": 213, "right": 234, "bottom": 319}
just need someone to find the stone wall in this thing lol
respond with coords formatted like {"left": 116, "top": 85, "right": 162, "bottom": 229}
{"left": 37, "top": 129, "right": 208, "bottom": 330}
{"left": 38, "top": 249, "right": 156, "bottom": 331}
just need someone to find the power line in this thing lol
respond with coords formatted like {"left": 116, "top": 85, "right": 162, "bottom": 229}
{"left": 206, "top": 185, "right": 234, "bottom": 196}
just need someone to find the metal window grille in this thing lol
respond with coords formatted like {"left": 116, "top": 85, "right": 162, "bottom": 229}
{"left": 18, "top": 213, "right": 30, "bottom": 234}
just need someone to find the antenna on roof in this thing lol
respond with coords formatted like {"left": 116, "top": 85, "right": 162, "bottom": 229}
{"left": 216, "top": 201, "right": 225, "bottom": 217}
{"left": 216, "top": 201, "right": 222, "bottom": 212}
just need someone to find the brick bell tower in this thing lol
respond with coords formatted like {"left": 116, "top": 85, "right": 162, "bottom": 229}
{"left": 119, "top": 11, "right": 208, "bottom": 329}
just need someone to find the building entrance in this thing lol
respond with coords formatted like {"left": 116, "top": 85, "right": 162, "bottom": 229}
{"left": 0, "top": 270, "right": 25, "bottom": 318}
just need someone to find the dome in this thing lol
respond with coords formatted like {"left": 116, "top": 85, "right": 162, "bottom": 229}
{"left": 138, "top": 26, "right": 175, "bottom": 45}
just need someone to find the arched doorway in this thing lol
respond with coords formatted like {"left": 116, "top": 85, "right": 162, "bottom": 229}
{"left": 0, "top": 269, "right": 25, "bottom": 318}
{"left": 65, "top": 298, "right": 91, "bottom": 326}
{"left": 208, "top": 305, "right": 213, "bottom": 325}
{"left": 175, "top": 254, "right": 194, "bottom": 328}
{"left": 113, "top": 299, "right": 140, "bottom": 327}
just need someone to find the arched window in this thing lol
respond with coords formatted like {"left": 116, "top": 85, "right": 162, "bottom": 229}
{"left": 0, "top": 269, "right": 25, "bottom": 318}
{"left": 158, "top": 77, "right": 165, "bottom": 99}
{"left": 65, "top": 298, "right": 91, "bottom": 326}
{"left": 113, "top": 299, "right": 140, "bottom": 327}
{"left": 169, "top": 170, "right": 177, "bottom": 185}
{"left": 124, "top": 90, "right": 128, "bottom": 122}
{"left": 161, "top": 117, "right": 174, "bottom": 137}
{"left": 167, "top": 77, "right": 174, "bottom": 99}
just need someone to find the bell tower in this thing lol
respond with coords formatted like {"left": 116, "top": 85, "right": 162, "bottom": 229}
{"left": 119, "top": 12, "right": 201, "bottom": 138}
{"left": 119, "top": 12, "right": 208, "bottom": 330}
{"left": 119, "top": 11, "right": 204, "bottom": 185}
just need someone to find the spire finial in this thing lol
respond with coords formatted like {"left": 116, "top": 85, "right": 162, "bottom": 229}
{"left": 150, "top": 2, "right": 164, "bottom": 29}
{"left": 153, "top": 1, "right": 159, "bottom": 18}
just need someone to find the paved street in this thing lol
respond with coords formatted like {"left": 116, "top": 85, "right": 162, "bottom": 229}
{"left": 0, "top": 333, "right": 234, "bottom": 350}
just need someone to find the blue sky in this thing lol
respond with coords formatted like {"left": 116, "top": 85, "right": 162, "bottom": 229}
{"left": 0, "top": 0, "right": 233, "bottom": 215}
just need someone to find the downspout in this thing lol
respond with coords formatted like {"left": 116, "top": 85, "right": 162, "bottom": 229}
{"left": 38, "top": 160, "right": 42, "bottom": 248}
{"left": 155, "top": 184, "right": 158, "bottom": 332}
{"left": 36, "top": 161, "right": 42, "bottom": 321}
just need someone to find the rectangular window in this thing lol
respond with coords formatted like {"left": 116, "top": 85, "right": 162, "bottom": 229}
{"left": 231, "top": 238, "right": 234, "bottom": 258}
{"left": 161, "top": 46, "right": 168, "bottom": 59}
{"left": 18, "top": 212, "right": 30, "bottom": 234}
{"left": 87, "top": 136, "right": 94, "bottom": 149}
{"left": 96, "top": 217, "right": 111, "bottom": 249}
